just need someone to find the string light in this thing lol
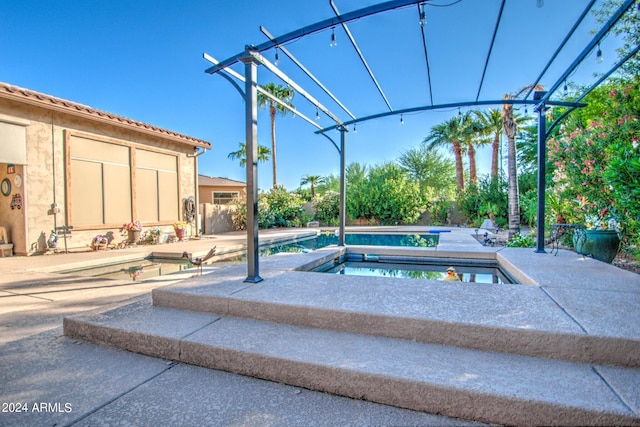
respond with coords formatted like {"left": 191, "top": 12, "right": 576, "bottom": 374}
{"left": 330, "top": 27, "right": 337, "bottom": 47}
{"left": 274, "top": 47, "right": 280, "bottom": 66}
{"left": 400, "top": 114, "right": 404, "bottom": 125}
{"left": 315, "top": 108, "right": 320, "bottom": 121}
{"left": 353, "top": 123, "right": 357, "bottom": 133}
{"left": 596, "top": 43, "right": 603, "bottom": 63}
{"left": 563, "top": 80, "right": 568, "bottom": 94}
{"left": 419, "top": 3, "right": 427, "bottom": 26}
{"left": 458, "top": 107, "right": 462, "bottom": 117}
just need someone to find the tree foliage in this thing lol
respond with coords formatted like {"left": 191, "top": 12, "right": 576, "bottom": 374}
{"left": 313, "top": 191, "right": 340, "bottom": 226}
{"left": 457, "top": 175, "right": 508, "bottom": 228}
{"left": 397, "top": 145, "right": 456, "bottom": 202}
{"left": 423, "top": 115, "right": 467, "bottom": 191}
{"left": 227, "top": 142, "right": 271, "bottom": 167}
{"left": 229, "top": 186, "right": 307, "bottom": 230}
{"left": 346, "top": 162, "right": 427, "bottom": 224}
{"left": 547, "top": 77, "right": 640, "bottom": 256}
{"left": 257, "top": 83, "right": 295, "bottom": 187}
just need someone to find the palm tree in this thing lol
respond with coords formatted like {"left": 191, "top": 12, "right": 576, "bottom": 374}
{"left": 257, "top": 83, "right": 295, "bottom": 188}
{"left": 502, "top": 84, "right": 543, "bottom": 238}
{"left": 300, "top": 175, "right": 325, "bottom": 199}
{"left": 423, "top": 115, "right": 467, "bottom": 191}
{"left": 473, "top": 108, "right": 503, "bottom": 183}
{"left": 227, "top": 142, "right": 271, "bottom": 167}
{"left": 460, "top": 113, "right": 490, "bottom": 185}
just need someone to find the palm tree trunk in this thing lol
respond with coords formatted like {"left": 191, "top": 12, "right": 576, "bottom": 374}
{"left": 491, "top": 133, "right": 500, "bottom": 182}
{"left": 468, "top": 144, "right": 477, "bottom": 184}
{"left": 270, "top": 102, "right": 277, "bottom": 187}
{"left": 506, "top": 134, "right": 520, "bottom": 238}
{"left": 502, "top": 102, "right": 520, "bottom": 239}
{"left": 453, "top": 141, "right": 465, "bottom": 191}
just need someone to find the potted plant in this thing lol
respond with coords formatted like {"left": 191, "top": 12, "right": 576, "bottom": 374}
{"left": 573, "top": 198, "right": 621, "bottom": 263}
{"left": 173, "top": 221, "right": 187, "bottom": 241}
{"left": 122, "top": 220, "right": 142, "bottom": 244}
{"left": 91, "top": 235, "right": 108, "bottom": 251}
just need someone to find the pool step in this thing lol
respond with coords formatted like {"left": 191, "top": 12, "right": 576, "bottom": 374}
{"left": 150, "top": 265, "right": 640, "bottom": 368}
{"left": 63, "top": 302, "right": 640, "bottom": 426}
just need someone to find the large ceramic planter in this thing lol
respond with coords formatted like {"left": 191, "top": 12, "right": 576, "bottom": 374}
{"left": 572, "top": 228, "right": 586, "bottom": 255}
{"left": 174, "top": 228, "right": 185, "bottom": 241}
{"left": 127, "top": 230, "right": 141, "bottom": 244}
{"left": 580, "top": 229, "right": 621, "bottom": 263}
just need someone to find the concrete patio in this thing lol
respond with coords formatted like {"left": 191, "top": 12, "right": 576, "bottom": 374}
{"left": 2, "top": 227, "right": 639, "bottom": 425}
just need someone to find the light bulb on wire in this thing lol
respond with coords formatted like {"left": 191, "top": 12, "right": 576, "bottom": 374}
{"left": 596, "top": 43, "right": 603, "bottom": 63}
{"left": 400, "top": 114, "right": 404, "bottom": 125}
{"left": 274, "top": 47, "right": 280, "bottom": 66}
{"left": 315, "top": 108, "right": 320, "bottom": 121}
{"left": 419, "top": 3, "right": 426, "bottom": 26}
{"left": 353, "top": 123, "right": 357, "bottom": 134}
{"left": 330, "top": 27, "right": 337, "bottom": 47}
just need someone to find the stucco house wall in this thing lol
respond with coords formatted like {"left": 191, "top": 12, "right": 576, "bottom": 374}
{"left": 197, "top": 175, "right": 246, "bottom": 205}
{"left": 0, "top": 83, "right": 211, "bottom": 255}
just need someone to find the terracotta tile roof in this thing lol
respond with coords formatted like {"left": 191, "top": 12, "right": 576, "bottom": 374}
{"left": 198, "top": 175, "right": 246, "bottom": 186}
{"left": 0, "top": 82, "right": 211, "bottom": 149}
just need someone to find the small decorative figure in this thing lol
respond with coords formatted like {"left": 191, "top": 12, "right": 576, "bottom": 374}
{"left": 443, "top": 266, "right": 461, "bottom": 282}
{"left": 47, "top": 230, "right": 58, "bottom": 249}
{"left": 482, "top": 232, "right": 497, "bottom": 246}
{"left": 182, "top": 246, "right": 217, "bottom": 276}
{"left": 127, "top": 266, "right": 144, "bottom": 281}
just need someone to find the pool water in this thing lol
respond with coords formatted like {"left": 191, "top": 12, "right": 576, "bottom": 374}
{"left": 60, "top": 232, "right": 441, "bottom": 281}
{"left": 58, "top": 259, "right": 192, "bottom": 281}
{"left": 263, "top": 233, "right": 438, "bottom": 255}
{"left": 316, "top": 260, "right": 517, "bottom": 284}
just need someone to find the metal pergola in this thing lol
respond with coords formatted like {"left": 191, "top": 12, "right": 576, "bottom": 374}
{"left": 204, "top": 0, "right": 638, "bottom": 283}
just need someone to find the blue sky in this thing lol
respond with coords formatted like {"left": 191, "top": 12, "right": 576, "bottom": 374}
{"left": 1, "top": 0, "right": 622, "bottom": 190}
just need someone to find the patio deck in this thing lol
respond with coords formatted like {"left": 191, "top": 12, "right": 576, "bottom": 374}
{"left": 2, "top": 227, "right": 639, "bottom": 425}
{"left": 63, "top": 227, "right": 640, "bottom": 425}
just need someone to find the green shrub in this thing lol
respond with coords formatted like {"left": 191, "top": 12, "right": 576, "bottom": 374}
{"left": 314, "top": 191, "right": 340, "bottom": 226}
{"left": 506, "top": 232, "right": 536, "bottom": 248}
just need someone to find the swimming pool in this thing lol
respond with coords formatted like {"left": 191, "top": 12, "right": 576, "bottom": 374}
{"left": 313, "top": 254, "right": 518, "bottom": 284}
{"left": 58, "top": 232, "right": 441, "bottom": 281}
{"left": 264, "top": 232, "right": 439, "bottom": 254}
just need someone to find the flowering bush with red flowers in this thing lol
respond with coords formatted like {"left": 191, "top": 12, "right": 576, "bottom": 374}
{"left": 547, "top": 77, "right": 639, "bottom": 258}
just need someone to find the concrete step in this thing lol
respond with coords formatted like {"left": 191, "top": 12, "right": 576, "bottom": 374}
{"left": 150, "top": 266, "right": 640, "bottom": 368}
{"left": 64, "top": 301, "right": 640, "bottom": 426}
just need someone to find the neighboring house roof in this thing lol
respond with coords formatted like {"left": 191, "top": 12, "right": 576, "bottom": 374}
{"left": 0, "top": 82, "right": 211, "bottom": 149}
{"left": 198, "top": 175, "right": 246, "bottom": 187}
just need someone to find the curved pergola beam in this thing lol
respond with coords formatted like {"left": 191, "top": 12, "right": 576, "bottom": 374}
{"left": 475, "top": 0, "right": 505, "bottom": 102}
{"left": 260, "top": 26, "right": 357, "bottom": 121}
{"left": 314, "top": 98, "right": 586, "bottom": 134}
{"left": 546, "top": 43, "right": 640, "bottom": 138}
{"left": 522, "top": 0, "right": 597, "bottom": 101}
{"left": 205, "top": 0, "right": 424, "bottom": 75}
{"left": 330, "top": 0, "right": 393, "bottom": 112}
{"left": 536, "top": 0, "right": 635, "bottom": 105}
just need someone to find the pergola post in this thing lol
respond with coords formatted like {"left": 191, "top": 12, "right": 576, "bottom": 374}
{"left": 240, "top": 47, "right": 263, "bottom": 283}
{"left": 534, "top": 97, "right": 547, "bottom": 253}
{"left": 338, "top": 128, "right": 347, "bottom": 246}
